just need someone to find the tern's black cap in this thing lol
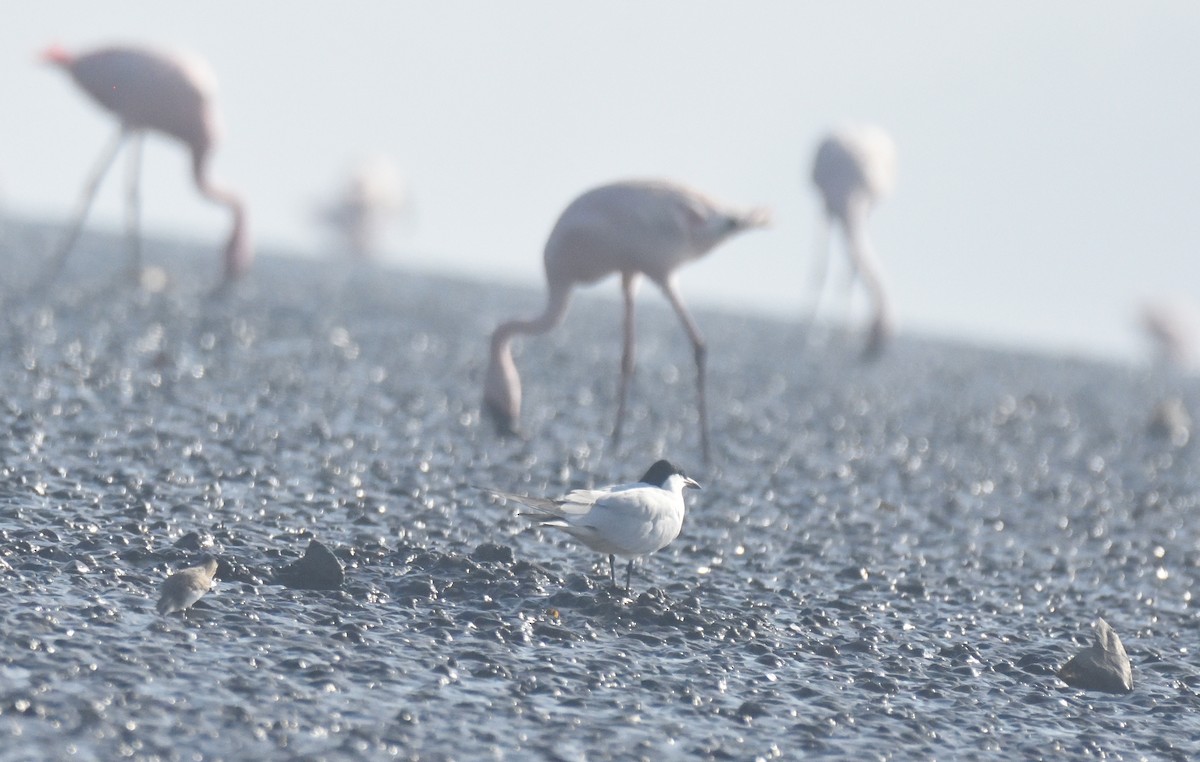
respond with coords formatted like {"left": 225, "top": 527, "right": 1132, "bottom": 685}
{"left": 640, "top": 459, "right": 687, "bottom": 487}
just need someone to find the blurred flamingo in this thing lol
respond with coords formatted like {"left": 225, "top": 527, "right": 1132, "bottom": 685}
{"left": 1140, "top": 296, "right": 1200, "bottom": 370}
{"left": 315, "top": 155, "right": 412, "bottom": 259}
{"left": 809, "top": 124, "right": 896, "bottom": 356}
{"left": 41, "top": 43, "right": 249, "bottom": 287}
{"left": 484, "top": 179, "right": 769, "bottom": 464}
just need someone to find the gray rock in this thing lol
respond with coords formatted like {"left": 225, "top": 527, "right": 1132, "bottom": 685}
{"left": 274, "top": 539, "right": 345, "bottom": 590}
{"left": 1057, "top": 618, "right": 1133, "bottom": 693}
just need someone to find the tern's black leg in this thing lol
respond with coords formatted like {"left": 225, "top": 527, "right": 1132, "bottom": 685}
{"left": 625, "top": 559, "right": 633, "bottom": 592}
{"left": 608, "top": 554, "right": 616, "bottom": 587}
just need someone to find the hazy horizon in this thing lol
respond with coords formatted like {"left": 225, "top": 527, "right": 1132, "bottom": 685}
{"left": 3, "top": 2, "right": 1199, "bottom": 364}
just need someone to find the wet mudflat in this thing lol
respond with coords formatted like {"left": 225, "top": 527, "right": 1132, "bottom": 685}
{"left": 1, "top": 222, "right": 1199, "bottom": 760}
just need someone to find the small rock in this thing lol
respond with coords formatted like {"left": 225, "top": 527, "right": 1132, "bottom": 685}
{"left": 470, "top": 543, "right": 514, "bottom": 564}
{"left": 173, "top": 531, "right": 211, "bottom": 551}
{"left": 837, "top": 565, "right": 869, "bottom": 582}
{"left": 736, "top": 700, "right": 768, "bottom": 719}
{"left": 1057, "top": 618, "right": 1133, "bottom": 693}
{"left": 63, "top": 558, "right": 91, "bottom": 575}
{"left": 274, "top": 539, "right": 345, "bottom": 590}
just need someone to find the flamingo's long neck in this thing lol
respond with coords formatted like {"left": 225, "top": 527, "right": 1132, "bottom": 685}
{"left": 493, "top": 283, "right": 572, "bottom": 348}
{"left": 484, "top": 283, "right": 573, "bottom": 434}
{"left": 192, "top": 150, "right": 250, "bottom": 282}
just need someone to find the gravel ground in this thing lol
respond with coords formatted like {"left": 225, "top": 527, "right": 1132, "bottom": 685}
{"left": 1, "top": 221, "right": 1198, "bottom": 760}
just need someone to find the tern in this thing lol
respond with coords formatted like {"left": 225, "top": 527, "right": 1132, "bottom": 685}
{"left": 485, "top": 459, "right": 700, "bottom": 591}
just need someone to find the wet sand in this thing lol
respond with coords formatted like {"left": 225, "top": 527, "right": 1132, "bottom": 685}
{"left": 0, "top": 221, "right": 1198, "bottom": 759}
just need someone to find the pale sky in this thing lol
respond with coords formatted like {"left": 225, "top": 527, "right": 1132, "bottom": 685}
{"left": 2, "top": 2, "right": 1199, "bottom": 362}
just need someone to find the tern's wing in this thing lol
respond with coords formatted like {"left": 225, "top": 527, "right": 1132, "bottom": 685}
{"left": 506, "top": 482, "right": 649, "bottom": 522}
{"left": 584, "top": 485, "right": 667, "bottom": 525}
{"left": 571, "top": 485, "right": 685, "bottom": 555}
{"left": 479, "top": 487, "right": 563, "bottom": 514}
{"left": 479, "top": 486, "right": 605, "bottom": 520}
{"left": 555, "top": 488, "right": 608, "bottom": 514}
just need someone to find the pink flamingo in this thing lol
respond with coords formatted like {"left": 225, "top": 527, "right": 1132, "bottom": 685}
{"left": 41, "top": 43, "right": 249, "bottom": 286}
{"left": 484, "top": 179, "right": 769, "bottom": 464}
{"left": 809, "top": 124, "right": 896, "bottom": 356}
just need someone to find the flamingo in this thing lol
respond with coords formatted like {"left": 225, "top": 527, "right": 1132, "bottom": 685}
{"left": 1139, "top": 296, "right": 1200, "bottom": 370}
{"left": 41, "top": 43, "right": 249, "bottom": 287}
{"left": 483, "top": 179, "right": 769, "bottom": 464}
{"left": 315, "top": 155, "right": 411, "bottom": 259}
{"left": 809, "top": 124, "right": 896, "bottom": 356}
